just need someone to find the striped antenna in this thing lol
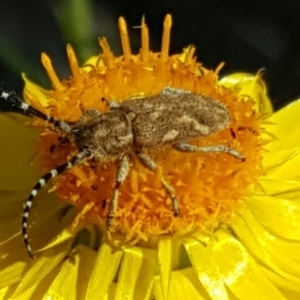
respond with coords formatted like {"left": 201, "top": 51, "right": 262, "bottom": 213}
{"left": 0, "top": 89, "right": 71, "bottom": 132}
{"left": 22, "top": 150, "right": 90, "bottom": 259}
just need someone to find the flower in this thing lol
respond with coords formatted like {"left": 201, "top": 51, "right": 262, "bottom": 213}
{"left": 0, "top": 14, "right": 300, "bottom": 299}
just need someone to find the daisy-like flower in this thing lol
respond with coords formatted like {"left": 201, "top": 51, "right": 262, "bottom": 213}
{"left": 0, "top": 14, "right": 300, "bottom": 299}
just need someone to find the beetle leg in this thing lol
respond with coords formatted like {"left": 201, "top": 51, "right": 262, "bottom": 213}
{"left": 173, "top": 143, "right": 245, "bottom": 160}
{"left": 136, "top": 151, "right": 181, "bottom": 216}
{"left": 106, "top": 155, "right": 130, "bottom": 228}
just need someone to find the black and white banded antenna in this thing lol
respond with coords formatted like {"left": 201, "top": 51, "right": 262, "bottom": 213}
{"left": 0, "top": 89, "right": 86, "bottom": 259}
{"left": 0, "top": 89, "right": 71, "bottom": 133}
{"left": 22, "top": 149, "right": 91, "bottom": 259}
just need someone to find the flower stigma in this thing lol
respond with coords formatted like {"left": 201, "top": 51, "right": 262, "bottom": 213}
{"left": 24, "top": 15, "right": 264, "bottom": 247}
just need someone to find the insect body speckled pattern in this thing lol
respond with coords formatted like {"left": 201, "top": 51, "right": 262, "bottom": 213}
{"left": 122, "top": 88, "right": 229, "bottom": 146}
{"left": 0, "top": 87, "right": 244, "bottom": 259}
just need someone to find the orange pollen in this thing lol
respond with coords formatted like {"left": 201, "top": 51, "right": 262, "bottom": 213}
{"left": 27, "top": 15, "right": 264, "bottom": 243}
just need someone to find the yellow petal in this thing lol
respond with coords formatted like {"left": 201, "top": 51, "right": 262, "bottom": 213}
{"left": 246, "top": 184, "right": 300, "bottom": 240}
{"left": 115, "top": 246, "right": 157, "bottom": 300}
{"left": 265, "top": 99, "right": 300, "bottom": 153}
{"left": 43, "top": 245, "right": 96, "bottom": 300}
{"left": 263, "top": 100, "right": 300, "bottom": 180}
{"left": 22, "top": 201, "right": 74, "bottom": 255}
{"left": 169, "top": 268, "right": 207, "bottom": 300}
{"left": 11, "top": 239, "right": 72, "bottom": 299}
{"left": 219, "top": 72, "right": 273, "bottom": 115}
{"left": 154, "top": 268, "right": 207, "bottom": 300}
{"left": 263, "top": 149, "right": 300, "bottom": 175}
{"left": 0, "top": 218, "right": 73, "bottom": 299}
{"left": 232, "top": 209, "right": 300, "bottom": 293}
{"left": 265, "top": 148, "right": 300, "bottom": 181}
{"left": 0, "top": 197, "right": 74, "bottom": 286}
{"left": 259, "top": 178, "right": 300, "bottom": 200}
{"left": 23, "top": 73, "right": 51, "bottom": 108}
{"left": 0, "top": 191, "right": 65, "bottom": 242}
{"left": 183, "top": 237, "right": 230, "bottom": 299}
{"left": 154, "top": 239, "right": 187, "bottom": 300}
{"left": 262, "top": 266, "right": 300, "bottom": 295}
{"left": 0, "top": 286, "right": 11, "bottom": 299}
{"left": 184, "top": 230, "right": 283, "bottom": 299}
{"left": 86, "top": 242, "right": 123, "bottom": 298}
{"left": 0, "top": 190, "right": 29, "bottom": 241}
{"left": 157, "top": 239, "right": 172, "bottom": 300}
{"left": 0, "top": 114, "right": 39, "bottom": 191}
{"left": 0, "top": 236, "right": 27, "bottom": 290}
{"left": 280, "top": 289, "right": 300, "bottom": 300}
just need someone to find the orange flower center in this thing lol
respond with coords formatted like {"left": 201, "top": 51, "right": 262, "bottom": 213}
{"left": 25, "top": 15, "right": 264, "bottom": 244}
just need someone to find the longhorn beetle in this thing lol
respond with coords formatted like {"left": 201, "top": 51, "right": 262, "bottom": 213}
{"left": 0, "top": 87, "right": 245, "bottom": 259}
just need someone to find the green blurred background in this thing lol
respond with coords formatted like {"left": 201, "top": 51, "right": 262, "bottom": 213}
{"left": 1, "top": 0, "right": 300, "bottom": 111}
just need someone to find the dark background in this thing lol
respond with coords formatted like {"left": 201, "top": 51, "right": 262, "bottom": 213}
{"left": 1, "top": 0, "right": 300, "bottom": 111}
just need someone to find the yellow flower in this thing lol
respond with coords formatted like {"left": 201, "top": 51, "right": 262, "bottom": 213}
{"left": 0, "top": 15, "right": 299, "bottom": 299}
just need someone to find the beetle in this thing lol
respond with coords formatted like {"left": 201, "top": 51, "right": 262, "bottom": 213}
{"left": 0, "top": 87, "right": 244, "bottom": 259}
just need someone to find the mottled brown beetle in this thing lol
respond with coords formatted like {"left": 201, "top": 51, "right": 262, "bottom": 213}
{"left": 0, "top": 87, "right": 244, "bottom": 259}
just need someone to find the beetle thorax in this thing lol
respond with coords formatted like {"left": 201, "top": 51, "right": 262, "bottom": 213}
{"left": 71, "top": 110, "right": 134, "bottom": 159}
